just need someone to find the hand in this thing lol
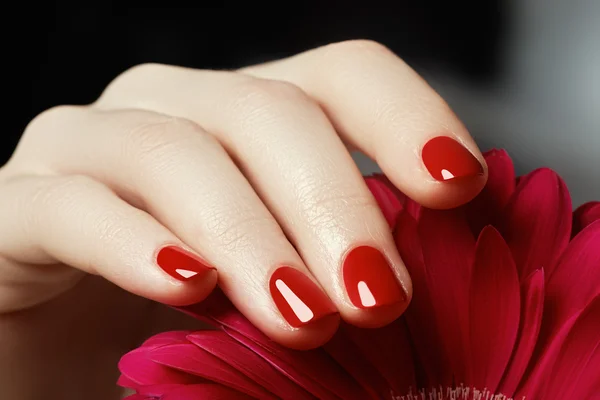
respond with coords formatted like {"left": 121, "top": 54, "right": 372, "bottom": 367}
{"left": 0, "top": 40, "right": 487, "bottom": 398}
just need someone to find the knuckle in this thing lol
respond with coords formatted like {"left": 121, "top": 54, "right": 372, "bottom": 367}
{"left": 123, "top": 115, "right": 215, "bottom": 167}
{"left": 297, "top": 178, "right": 378, "bottom": 228}
{"left": 107, "top": 63, "right": 168, "bottom": 90}
{"left": 202, "top": 208, "right": 273, "bottom": 253}
{"left": 323, "top": 39, "right": 393, "bottom": 60}
{"left": 23, "top": 105, "right": 84, "bottom": 140}
{"left": 227, "top": 78, "right": 309, "bottom": 129}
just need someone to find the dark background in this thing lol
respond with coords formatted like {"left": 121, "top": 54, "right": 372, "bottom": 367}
{"left": 4, "top": 3, "right": 505, "bottom": 165}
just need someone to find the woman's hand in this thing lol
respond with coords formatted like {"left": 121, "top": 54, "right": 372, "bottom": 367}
{"left": 0, "top": 40, "right": 487, "bottom": 384}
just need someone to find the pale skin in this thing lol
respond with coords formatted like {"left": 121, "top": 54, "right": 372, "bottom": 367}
{"left": 0, "top": 40, "right": 487, "bottom": 399}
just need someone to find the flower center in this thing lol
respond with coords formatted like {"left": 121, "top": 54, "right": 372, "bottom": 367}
{"left": 393, "top": 386, "right": 525, "bottom": 400}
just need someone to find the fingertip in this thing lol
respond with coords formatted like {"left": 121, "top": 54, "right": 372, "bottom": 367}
{"left": 154, "top": 268, "right": 219, "bottom": 307}
{"left": 271, "top": 312, "right": 341, "bottom": 350}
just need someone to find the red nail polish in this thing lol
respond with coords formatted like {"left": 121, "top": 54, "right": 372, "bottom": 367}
{"left": 342, "top": 246, "right": 405, "bottom": 309}
{"left": 422, "top": 136, "right": 484, "bottom": 181}
{"left": 156, "top": 245, "right": 214, "bottom": 281}
{"left": 269, "top": 267, "right": 337, "bottom": 328}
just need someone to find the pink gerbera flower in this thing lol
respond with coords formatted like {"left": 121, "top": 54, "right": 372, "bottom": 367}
{"left": 118, "top": 150, "right": 600, "bottom": 400}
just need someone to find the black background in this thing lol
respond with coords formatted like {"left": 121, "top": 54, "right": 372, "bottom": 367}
{"left": 4, "top": 3, "right": 505, "bottom": 165}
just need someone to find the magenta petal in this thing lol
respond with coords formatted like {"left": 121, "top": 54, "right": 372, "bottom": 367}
{"left": 544, "top": 296, "right": 600, "bottom": 400}
{"left": 141, "top": 331, "right": 193, "bottom": 349}
{"left": 224, "top": 327, "right": 366, "bottom": 400}
{"left": 117, "top": 374, "right": 138, "bottom": 389}
{"left": 123, "top": 395, "right": 154, "bottom": 400}
{"left": 119, "top": 347, "right": 200, "bottom": 386}
{"left": 467, "top": 149, "right": 516, "bottom": 235}
{"left": 418, "top": 207, "right": 475, "bottom": 383}
{"left": 137, "top": 384, "right": 185, "bottom": 397}
{"left": 572, "top": 201, "right": 600, "bottom": 237}
{"left": 394, "top": 211, "right": 451, "bottom": 387}
{"left": 545, "top": 220, "right": 600, "bottom": 331}
{"left": 501, "top": 168, "right": 572, "bottom": 279}
{"left": 498, "top": 269, "right": 545, "bottom": 396}
{"left": 187, "top": 331, "right": 314, "bottom": 400}
{"left": 365, "top": 175, "right": 404, "bottom": 228}
{"left": 341, "top": 319, "right": 416, "bottom": 396}
{"left": 161, "top": 384, "right": 255, "bottom": 400}
{"left": 518, "top": 295, "right": 600, "bottom": 399}
{"left": 149, "top": 343, "right": 276, "bottom": 399}
{"left": 324, "top": 327, "right": 391, "bottom": 399}
{"left": 469, "top": 226, "right": 520, "bottom": 392}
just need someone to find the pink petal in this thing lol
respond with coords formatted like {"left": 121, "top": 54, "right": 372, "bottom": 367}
{"left": 572, "top": 201, "right": 600, "bottom": 237}
{"left": 117, "top": 374, "right": 138, "bottom": 389}
{"left": 469, "top": 226, "right": 520, "bottom": 392}
{"left": 161, "top": 384, "right": 255, "bottom": 400}
{"left": 501, "top": 168, "right": 572, "bottom": 279}
{"left": 141, "top": 331, "right": 193, "bottom": 349}
{"left": 517, "top": 295, "right": 600, "bottom": 399}
{"left": 224, "top": 327, "right": 366, "bottom": 400}
{"left": 340, "top": 319, "right": 416, "bottom": 396}
{"left": 119, "top": 347, "right": 200, "bottom": 386}
{"left": 394, "top": 211, "right": 452, "bottom": 387}
{"left": 545, "top": 220, "right": 600, "bottom": 332}
{"left": 324, "top": 328, "right": 392, "bottom": 399}
{"left": 137, "top": 384, "right": 186, "bottom": 397}
{"left": 180, "top": 290, "right": 366, "bottom": 400}
{"left": 187, "top": 331, "right": 314, "bottom": 400}
{"left": 149, "top": 343, "right": 276, "bottom": 399}
{"left": 544, "top": 296, "right": 600, "bottom": 400}
{"left": 467, "top": 149, "right": 516, "bottom": 235}
{"left": 365, "top": 175, "right": 404, "bottom": 228}
{"left": 417, "top": 207, "right": 476, "bottom": 383}
{"left": 498, "top": 269, "right": 545, "bottom": 396}
{"left": 122, "top": 395, "right": 154, "bottom": 400}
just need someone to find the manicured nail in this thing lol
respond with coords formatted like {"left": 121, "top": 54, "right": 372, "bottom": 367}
{"left": 270, "top": 266, "right": 337, "bottom": 328}
{"left": 422, "top": 136, "right": 484, "bottom": 181}
{"left": 156, "top": 245, "right": 214, "bottom": 281}
{"left": 342, "top": 246, "right": 406, "bottom": 309}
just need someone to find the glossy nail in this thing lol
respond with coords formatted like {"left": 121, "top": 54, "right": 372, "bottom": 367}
{"left": 270, "top": 266, "right": 337, "bottom": 327}
{"left": 342, "top": 245, "right": 406, "bottom": 308}
{"left": 422, "top": 136, "right": 484, "bottom": 181}
{"left": 156, "top": 245, "right": 214, "bottom": 281}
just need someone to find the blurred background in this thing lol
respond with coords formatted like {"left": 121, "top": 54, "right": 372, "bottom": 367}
{"left": 4, "top": 1, "right": 599, "bottom": 205}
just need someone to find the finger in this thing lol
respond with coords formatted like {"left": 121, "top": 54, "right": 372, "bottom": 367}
{"left": 94, "top": 65, "right": 412, "bottom": 328}
{"left": 13, "top": 106, "right": 339, "bottom": 349}
{"left": 0, "top": 173, "right": 217, "bottom": 310}
{"left": 241, "top": 40, "right": 488, "bottom": 209}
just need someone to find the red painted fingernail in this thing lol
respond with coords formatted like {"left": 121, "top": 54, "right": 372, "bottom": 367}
{"left": 422, "top": 136, "right": 484, "bottom": 181}
{"left": 156, "top": 245, "right": 214, "bottom": 281}
{"left": 270, "top": 266, "right": 337, "bottom": 328}
{"left": 342, "top": 246, "right": 406, "bottom": 309}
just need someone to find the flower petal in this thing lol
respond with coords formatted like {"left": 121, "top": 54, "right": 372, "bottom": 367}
{"left": 544, "top": 295, "right": 600, "bottom": 400}
{"left": 117, "top": 374, "right": 138, "bottom": 389}
{"left": 501, "top": 168, "right": 572, "bottom": 279}
{"left": 161, "top": 384, "right": 255, "bottom": 400}
{"left": 498, "top": 269, "right": 545, "bottom": 396}
{"left": 137, "top": 384, "right": 186, "bottom": 397}
{"left": 149, "top": 343, "right": 276, "bottom": 399}
{"left": 123, "top": 395, "right": 154, "bottom": 400}
{"left": 517, "top": 295, "right": 600, "bottom": 399}
{"left": 394, "top": 211, "right": 452, "bottom": 387}
{"left": 324, "top": 327, "right": 392, "bottom": 399}
{"left": 224, "top": 327, "right": 367, "bottom": 400}
{"left": 572, "top": 201, "right": 600, "bottom": 237}
{"left": 187, "top": 331, "right": 314, "bottom": 400}
{"left": 469, "top": 226, "right": 520, "bottom": 392}
{"left": 467, "top": 149, "right": 516, "bottom": 235}
{"left": 179, "top": 289, "right": 366, "bottom": 400}
{"left": 119, "top": 347, "right": 200, "bottom": 386}
{"left": 418, "top": 207, "right": 476, "bottom": 383}
{"left": 141, "top": 331, "right": 193, "bottom": 349}
{"left": 365, "top": 175, "right": 404, "bottom": 228}
{"left": 545, "top": 220, "right": 600, "bottom": 331}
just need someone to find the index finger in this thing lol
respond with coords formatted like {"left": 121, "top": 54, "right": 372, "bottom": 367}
{"left": 241, "top": 40, "right": 487, "bottom": 209}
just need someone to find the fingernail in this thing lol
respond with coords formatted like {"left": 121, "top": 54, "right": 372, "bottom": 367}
{"left": 342, "top": 245, "right": 406, "bottom": 309}
{"left": 270, "top": 266, "right": 337, "bottom": 328}
{"left": 422, "top": 136, "right": 484, "bottom": 181}
{"left": 156, "top": 245, "right": 215, "bottom": 281}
